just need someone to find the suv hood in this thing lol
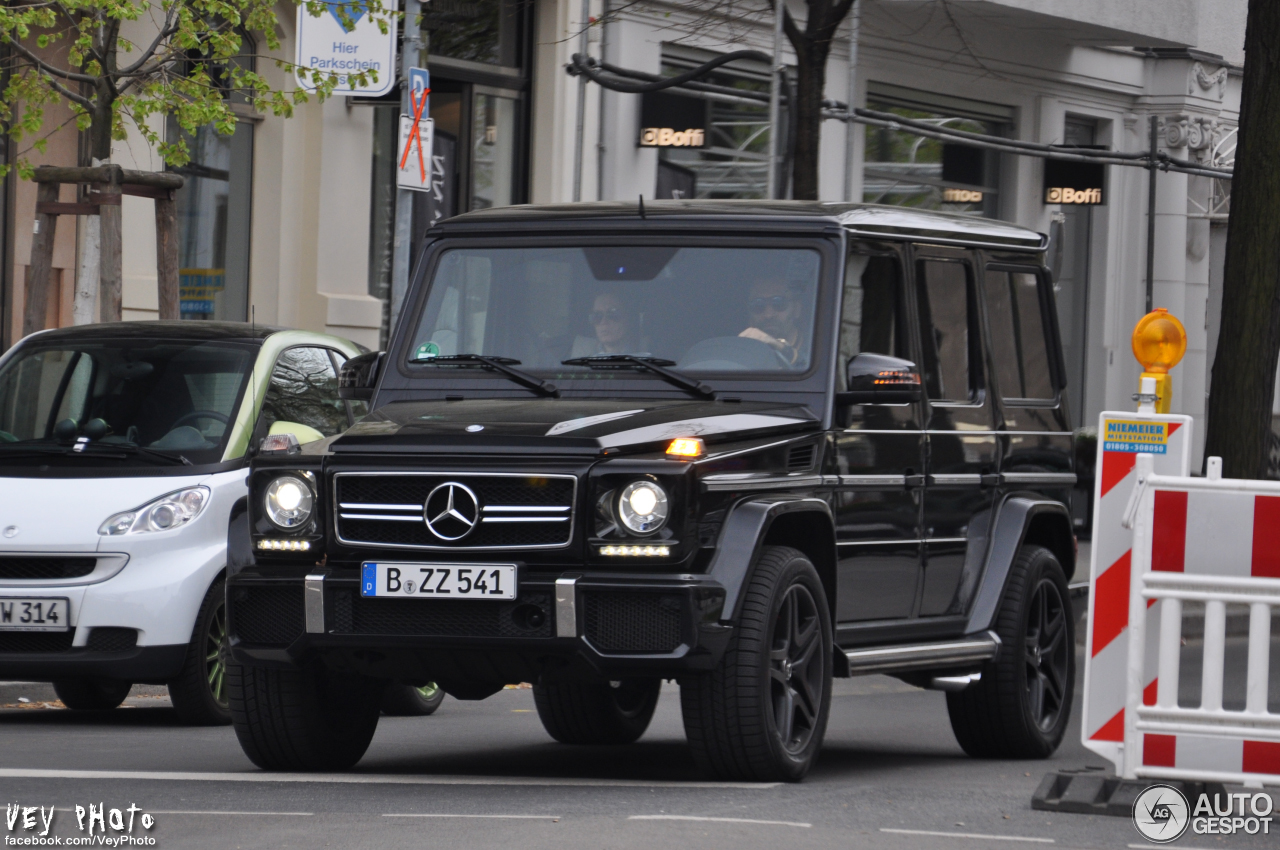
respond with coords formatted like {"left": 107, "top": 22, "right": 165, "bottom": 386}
{"left": 331, "top": 398, "right": 819, "bottom": 455}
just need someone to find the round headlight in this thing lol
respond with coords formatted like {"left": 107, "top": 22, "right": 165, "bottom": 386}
{"left": 265, "top": 475, "right": 314, "bottom": 529}
{"left": 617, "top": 480, "right": 669, "bottom": 534}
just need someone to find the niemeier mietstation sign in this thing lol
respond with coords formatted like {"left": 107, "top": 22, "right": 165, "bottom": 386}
{"left": 295, "top": 1, "right": 397, "bottom": 97}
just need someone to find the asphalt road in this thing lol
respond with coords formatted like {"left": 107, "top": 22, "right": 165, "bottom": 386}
{"left": 2, "top": 645, "right": 1276, "bottom": 850}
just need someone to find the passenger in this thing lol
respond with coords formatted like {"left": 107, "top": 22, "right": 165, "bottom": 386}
{"left": 740, "top": 278, "right": 806, "bottom": 366}
{"left": 571, "top": 291, "right": 642, "bottom": 357}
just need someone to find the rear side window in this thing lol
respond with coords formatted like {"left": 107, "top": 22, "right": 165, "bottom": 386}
{"left": 916, "top": 260, "right": 979, "bottom": 403}
{"left": 984, "top": 269, "right": 1054, "bottom": 400}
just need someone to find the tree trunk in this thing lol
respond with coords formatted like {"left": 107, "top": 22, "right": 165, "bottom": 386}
{"left": 98, "top": 166, "right": 123, "bottom": 322}
{"left": 155, "top": 194, "right": 180, "bottom": 320}
{"left": 1204, "top": 0, "right": 1280, "bottom": 479}
{"left": 784, "top": 1, "right": 855, "bottom": 201}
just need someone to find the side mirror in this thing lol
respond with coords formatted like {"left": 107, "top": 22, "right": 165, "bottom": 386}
{"left": 836, "top": 353, "right": 923, "bottom": 405}
{"left": 338, "top": 351, "right": 384, "bottom": 401}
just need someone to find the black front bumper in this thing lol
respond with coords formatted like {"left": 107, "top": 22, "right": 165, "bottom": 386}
{"left": 0, "top": 643, "right": 187, "bottom": 683}
{"left": 227, "top": 569, "right": 731, "bottom": 683}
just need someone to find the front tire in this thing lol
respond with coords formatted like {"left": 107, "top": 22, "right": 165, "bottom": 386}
{"left": 680, "top": 546, "right": 832, "bottom": 782}
{"left": 167, "top": 577, "right": 232, "bottom": 726}
{"left": 946, "top": 544, "right": 1075, "bottom": 759}
{"left": 381, "top": 682, "right": 445, "bottom": 717}
{"left": 52, "top": 678, "right": 131, "bottom": 711}
{"left": 533, "top": 679, "right": 660, "bottom": 744}
{"left": 228, "top": 661, "right": 384, "bottom": 771}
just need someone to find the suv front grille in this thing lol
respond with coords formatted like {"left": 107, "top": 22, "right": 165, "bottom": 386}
{"left": 583, "top": 592, "right": 684, "bottom": 654}
{"left": 334, "top": 473, "right": 576, "bottom": 550}
{"left": 0, "top": 557, "right": 96, "bottom": 580}
{"left": 330, "top": 589, "right": 553, "bottom": 639}
{"left": 230, "top": 586, "right": 305, "bottom": 646}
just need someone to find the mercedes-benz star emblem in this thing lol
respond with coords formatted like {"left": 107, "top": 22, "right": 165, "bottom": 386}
{"left": 423, "top": 482, "right": 480, "bottom": 541}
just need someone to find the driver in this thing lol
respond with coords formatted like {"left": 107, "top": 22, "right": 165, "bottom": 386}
{"left": 739, "top": 278, "right": 806, "bottom": 366}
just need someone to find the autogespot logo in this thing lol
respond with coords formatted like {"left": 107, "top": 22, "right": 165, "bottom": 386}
{"left": 1133, "top": 784, "right": 1191, "bottom": 843}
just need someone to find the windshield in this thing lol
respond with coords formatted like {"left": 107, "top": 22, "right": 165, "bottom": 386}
{"left": 0, "top": 338, "right": 256, "bottom": 466}
{"left": 409, "top": 245, "right": 822, "bottom": 379}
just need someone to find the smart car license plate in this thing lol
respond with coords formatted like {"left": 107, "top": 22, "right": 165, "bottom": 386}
{"left": 0, "top": 597, "right": 69, "bottom": 632}
{"left": 361, "top": 563, "right": 517, "bottom": 600}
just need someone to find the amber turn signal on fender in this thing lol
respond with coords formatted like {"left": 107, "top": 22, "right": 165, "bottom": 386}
{"left": 666, "top": 437, "right": 705, "bottom": 458}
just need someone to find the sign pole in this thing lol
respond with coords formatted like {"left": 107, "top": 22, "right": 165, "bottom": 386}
{"left": 390, "top": 0, "right": 423, "bottom": 337}
{"left": 766, "top": 0, "right": 784, "bottom": 200}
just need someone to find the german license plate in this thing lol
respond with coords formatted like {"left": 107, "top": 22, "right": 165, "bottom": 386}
{"left": 361, "top": 563, "right": 517, "bottom": 600}
{"left": 0, "top": 597, "right": 70, "bottom": 632}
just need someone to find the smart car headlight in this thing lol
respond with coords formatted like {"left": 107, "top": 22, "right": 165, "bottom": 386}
{"left": 617, "top": 480, "right": 669, "bottom": 534}
{"left": 99, "top": 486, "right": 210, "bottom": 535}
{"left": 264, "top": 475, "right": 314, "bottom": 530}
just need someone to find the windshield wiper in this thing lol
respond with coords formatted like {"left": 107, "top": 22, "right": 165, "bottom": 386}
{"left": 0, "top": 440, "right": 190, "bottom": 465}
{"left": 94, "top": 443, "right": 193, "bottom": 466}
{"left": 411, "top": 354, "right": 559, "bottom": 398}
{"left": 562, "top": 355, "right": 716, "bottom": 400}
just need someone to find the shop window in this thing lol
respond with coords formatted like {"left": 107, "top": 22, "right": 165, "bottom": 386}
{"left": 863, "top": 83, "right": 1010, "bottom": 218}
{"left": 658, "top": 48, "right": 780, "bottom": 200}
{"left": 472, "top": 92, "right": 518, "bottom": 210}
{"left": 985, "top": 269, "right": 1055, "bottom": 400}
{"left": 916, "top": 260, "right": 979, "bottom": 402}
{"left": 422, "top": 0, "right": 522, "bottom": 68}
{"left": 169, "top": 33, "right": 255, "bottom": 321}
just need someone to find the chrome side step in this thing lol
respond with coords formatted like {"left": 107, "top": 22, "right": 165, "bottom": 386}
{"left": 843, "top": 631, "right": 1001, "bottom": 675}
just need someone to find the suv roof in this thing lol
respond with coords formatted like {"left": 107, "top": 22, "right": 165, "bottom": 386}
{"left": 432, "top": 200, "right": 1047, "bottom": 253}
{"left": 24, "top": 321, "right": 288, "bottom": 345}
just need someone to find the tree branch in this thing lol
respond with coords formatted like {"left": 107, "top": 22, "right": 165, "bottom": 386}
{"left": 4, "top": 37, "right": 97, "bottom": 84}
{"left": 116, "top": 3, "right": 183, "bottom": 76}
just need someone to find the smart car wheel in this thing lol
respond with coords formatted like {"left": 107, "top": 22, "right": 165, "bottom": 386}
{"left": 533, "top": 679, "right": 660, "bottom": 744}
{"left": 52, "top": 678, "right": 131, "bottom": 711}
{"left": 228, "top": 660, "right": 384, "bottom": 771}
{"left": 680, "top": 545, "right": 832, "bottom": 782}
{"left": 381, "top": 682, "right": 446, "bottom": 716}
{"left": 168, "top": 577, "right": 232, "bottom": 726}
{"left": 945, "top": 544, "right": 1075, "bottom": 759}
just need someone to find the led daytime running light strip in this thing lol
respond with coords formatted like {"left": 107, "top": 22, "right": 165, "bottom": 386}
{"left": 257, "top": 539, "right": 312, "bottom": 552}
{"left": 599, "top": 544, "right": 670, "bottom": 557}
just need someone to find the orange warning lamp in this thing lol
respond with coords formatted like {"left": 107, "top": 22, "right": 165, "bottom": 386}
{"left": 1131, "top": 308, "right": 1187, "bottom": 414}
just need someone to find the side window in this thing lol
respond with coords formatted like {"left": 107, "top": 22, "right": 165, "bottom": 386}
{"left": 916, "top": 260, "right": 979, "bottom": 402}
{"left": 839, "top": 253, "right": 909, "bottom": 388}
{"left": 984, "top": 269, "right": 1055, "bottom": 400}
{"left": 260, "top": 347, "right": 346, "bottom": 439}
{"left": 327, "top": 350, "right": 369, "bottom": 422}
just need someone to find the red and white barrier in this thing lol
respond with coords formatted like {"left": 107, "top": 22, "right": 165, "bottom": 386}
{"left": 1082, "top": 412, "right": 1193, "bottom": 772}
{"left": 1123, "top": 453, "right": 1280, "bottom": 787}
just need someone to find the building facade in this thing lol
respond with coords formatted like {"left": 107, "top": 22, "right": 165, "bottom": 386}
{"left": 1, "top": 1, "right": 1249, "bottom": 470}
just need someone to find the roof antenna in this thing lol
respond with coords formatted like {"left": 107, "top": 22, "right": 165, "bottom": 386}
{"left": 638, "top": 194, "right": 646, "bottom": 219}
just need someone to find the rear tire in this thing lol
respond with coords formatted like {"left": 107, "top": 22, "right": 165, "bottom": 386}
{"left": 167, "top": 577, "right": 232, "bottom": 726}
{"left": 680, "top": 545, "right": 832, "bottom": 782}
{"left": 228, "top": 661, "right": 384, "bottom": 771}
{"left": 533, "top": 679, "right": 660, "bottom": 744}
{"left": 53, "top": 679, "right": 131, "bottom": 711}
{"left": 381, "top": 682, "right": 445, "bottom": 717}
{"left": 946, "top": 544, "right": 1075, "bottom": 759}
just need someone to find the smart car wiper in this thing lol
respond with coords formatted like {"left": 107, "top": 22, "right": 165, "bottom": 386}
{"left": 0, "top": 440, "right": 190, "bottom": 465}
{"left": 562, "top": 355, "right": 716, "bottom": 400}
{"left": 410, "top": 353, "right": 560, "bottom": 398}
{"left": 100, "top": 444, "right": 193, "bottom": 466}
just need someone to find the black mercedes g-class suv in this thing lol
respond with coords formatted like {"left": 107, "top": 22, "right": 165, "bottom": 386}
{"left": 226, "top": 201, "right": 1077, "bottom": 781}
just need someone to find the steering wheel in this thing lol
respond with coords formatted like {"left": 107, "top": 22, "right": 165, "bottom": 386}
{"left": 171, "top": 410, "right": 231, "bottom": 430}
{"left": 679, "top": 336, "right": 794, "bottom": 371}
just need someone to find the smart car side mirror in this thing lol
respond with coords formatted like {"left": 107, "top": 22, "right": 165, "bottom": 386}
{"left": 836, "top": 353, "right": 923, "bottom": 405}
{"left": 338, "top": 351, "right": 384, "bottom": 401}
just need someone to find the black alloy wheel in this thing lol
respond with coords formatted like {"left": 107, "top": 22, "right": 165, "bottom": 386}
{"left": 1024, "top": 577, "right": 1069, "bottom": 733}
{"left": 945, "top": 544, "right": 1075, "bottom": 759}
{"left": 769, "top": 583, "right": 825, "bottom": 755}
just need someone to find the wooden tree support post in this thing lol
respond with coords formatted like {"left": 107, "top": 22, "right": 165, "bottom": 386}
{"left": 25, "top": 165, "right": 185, "bottom": 333}
{"left": 155, "top": 192, "right": 179, "bottom": 320}
{"left": 98, "top": 167, "right": 123, "bottom": 323}
{"left": 23, "top": 183, "right": 61, "bottom": 337}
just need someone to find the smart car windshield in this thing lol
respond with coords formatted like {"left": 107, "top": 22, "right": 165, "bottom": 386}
{"left": 0, "top": 338, "right": 256, "bottom": 467}
{"left": 408, "top": 245, "right": 823, "bottom": 382}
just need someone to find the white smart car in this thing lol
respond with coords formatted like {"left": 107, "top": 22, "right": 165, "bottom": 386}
{"left": 0, "top": 322, "right": 367, "bottom": 723}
